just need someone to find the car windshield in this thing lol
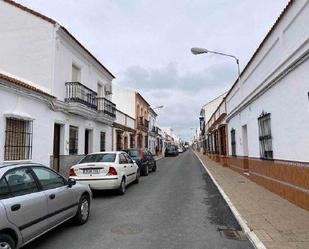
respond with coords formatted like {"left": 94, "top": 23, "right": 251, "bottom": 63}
{"left": 124, "top": 150, "right": 139, "bottom": 157}
{"left": 79, "top": 153, "right": 116, "bottom": 163}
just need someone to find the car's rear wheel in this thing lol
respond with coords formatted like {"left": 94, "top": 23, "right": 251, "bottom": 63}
{"left": 143, "top": 166, "right": 149, "bottom": 176}
{"left": 0, "top": 234, "right": 15, "bottom": 249}
{"left": 73, "top": 194, "right": 90, "bottom": 225}
{"left": 117, "top": 178, "right": 126, "bottom": 195}
{"left": 152, "top": 162, "right": 157, "bottom": 172}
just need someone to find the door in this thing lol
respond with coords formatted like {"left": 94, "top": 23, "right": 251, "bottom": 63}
{"left": 1, "top": 168, "right": 48, "bottom": 243}
{"left": 53, "top": 124, "right": 61, "bottom": 172}
{"left": 119, "top": 153, "right": 131, "bottom": 183}
{"left": 31, "top": 167, "right": 76, "bottom": 229}
{"left": 85, "top": 130, "right": 89, "bottom": 155}
{"left": 124, "top": 136, "right": 128, "bottom": 149}
{"left": 124, "top": 153, "right": 136, "bottom": 182}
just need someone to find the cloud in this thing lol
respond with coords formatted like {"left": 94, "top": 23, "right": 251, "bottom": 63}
{"left": 117, "top": 62, "right": 236, "bottom": 92}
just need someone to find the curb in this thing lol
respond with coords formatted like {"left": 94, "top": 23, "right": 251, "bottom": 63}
{"left": 193, "top": 151, "right": 267, "bottom": 249}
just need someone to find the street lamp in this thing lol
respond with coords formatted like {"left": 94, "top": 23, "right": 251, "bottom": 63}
{"left": 190, "top": 47, "right": 240, "bottom": 78}
{"left": 152, "top": 105, "right": 164, "bottom": 110}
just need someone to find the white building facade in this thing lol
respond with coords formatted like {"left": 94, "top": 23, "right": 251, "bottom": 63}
{"left": 148, "top": 108, "right": 158, "bottom": 155}
{"left": 0, "top": 0, "right": 116, "bottom": 175}
{"left": 202, "top": 0, "right": 309, "bottom": 211}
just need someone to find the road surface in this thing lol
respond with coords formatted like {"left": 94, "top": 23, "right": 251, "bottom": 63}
{"left": 24, "top": 150, "right": 254, "bottom": 249}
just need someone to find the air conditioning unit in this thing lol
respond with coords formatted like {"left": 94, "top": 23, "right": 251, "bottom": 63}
{"left": 104, "top": 84, "right": 112, "bottom": 95}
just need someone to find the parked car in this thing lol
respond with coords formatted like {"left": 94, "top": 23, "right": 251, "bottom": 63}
{"left": 69, "top": 152, "right": 140, "bottom": 194}
{"left": 0, "top": 163, "right": 91, "bottom": 249}
{"left": 123, "top": 149, "right": 157, "bottom": 176}
{"left": 165, "top": 145, "right": 179, "bottom": 157}
{"left": 178, "top": 146, "right": 184, "bottom": 153}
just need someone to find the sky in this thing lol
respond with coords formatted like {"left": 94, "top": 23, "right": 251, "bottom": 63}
{"left": 17, "top": 0, "right": 288, "bottom": 142}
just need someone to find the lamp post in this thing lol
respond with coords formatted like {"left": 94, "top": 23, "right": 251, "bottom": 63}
{"left": 152, "top": 105, "right": 164, "bottom": 110}
{"left": 191, "top": 47, "right": 240, "bottom": 78}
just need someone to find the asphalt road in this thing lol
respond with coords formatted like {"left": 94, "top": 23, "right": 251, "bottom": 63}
{"left": 24, "top": 150, "right": 254, "bottom": 249}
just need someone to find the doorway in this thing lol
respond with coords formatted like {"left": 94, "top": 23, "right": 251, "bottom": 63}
{"left": 85, "top": 129, "right": 93, "bottom": 155}
{"left": 53, "top": 124, "right": 61, "bottom": 172}
{"left": 242, "top": 125, "right": 249, "bottom": 157}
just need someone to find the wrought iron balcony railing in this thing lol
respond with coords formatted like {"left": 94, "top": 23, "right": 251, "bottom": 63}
{"left": 65, "top": 82, "right": 97, "bottom": 109}
{"left": 138, "top": 117, "right": 149, "bottom": 129}
{"left": 97, "top": 97, "right": 116, "bottom": 118}
{"left": 65, "top": 82, "right": 116, "bottom": 118}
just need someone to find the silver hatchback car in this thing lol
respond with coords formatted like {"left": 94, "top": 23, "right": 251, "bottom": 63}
{"left": 0, "top": 163, "right": 92, "bottom": 249}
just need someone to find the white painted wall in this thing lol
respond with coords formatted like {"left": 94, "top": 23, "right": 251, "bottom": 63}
{"left": 112, "top": 85, "right": 136, "bottom": 118}
{"left": 226, "top": 0, "right": 309, "bottom": 162}
{"left": 201, "top": 93, "right": 226, "bottom": 123}
{"left": 0, "top": 85, "right": 113, "bottom": 165}
{"left": 0, "top": 1, "right": 55, "bottom": 93}
{"left": 53, "top": 30, "right": 113, "bottom": 101}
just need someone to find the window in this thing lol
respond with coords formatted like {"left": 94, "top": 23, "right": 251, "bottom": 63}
{"left": 69, "top": 126, "right": 78, "bottom": 155}
{"left": 5, "top": 118, "right": 33, "bottom": 161}
{"left": 124, "top": 153, "right": 133, "bottom": 164}
{"left": 0, "top": 178, "right": 11, "bottom": 199}
{"left": 5, "top": 168, "right": 38, "bottom": 197}
{"left": 231, "top": 129, "right": 236, "bottom": 156}
{"left": 32, "top": 167, "right": 65, "bottom": 190}
{"left": 72, "top": 64, "right": 80, "bottom": 82}
{"left": 100, "top": 132, "right": 106, "bottom": 152}
{"left": 79, "top": 153, "right": 116, "bottom": 163}
{"left": 119, "top": 154, "right": 127, "bottom": 164}
{"left": 258, "top": 112, "right": 273, "bottom": 159}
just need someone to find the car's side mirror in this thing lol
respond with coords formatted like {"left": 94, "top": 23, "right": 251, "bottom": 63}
{"left": 68, "top": 178, "right": 76, "bottom": 188}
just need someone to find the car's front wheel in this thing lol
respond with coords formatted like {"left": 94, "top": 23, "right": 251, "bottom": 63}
{"left": 73, "top": 194, "right": 90, "bottom": 225}
{"left": 0, "top": 234, "right": 15, "bottom": 249}
{"left": 134, "top": 170, "right": 140, "bottom": 184}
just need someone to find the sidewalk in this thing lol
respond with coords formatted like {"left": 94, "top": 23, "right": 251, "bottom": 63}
{"left": 195, "top": 151, "right": 309, "bottom": 249}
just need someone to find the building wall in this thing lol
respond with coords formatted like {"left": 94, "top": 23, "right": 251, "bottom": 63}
{"left": 0, "top": 86, "right": 112, "bottom": 167}
{"left": 0, "top": 87, "right": 54, "bottom": 166}
{"left": 53, "top": 30, "right": 113, "bottom": 101}
{"left": 112, "top": 85, "right": 136, "bottom": 118}
{"left": 0, "top": 0, "right": 55, "bottom": 93}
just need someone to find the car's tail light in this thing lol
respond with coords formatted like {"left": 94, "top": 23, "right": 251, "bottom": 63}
{"left": 69, "top": 168, "right": 77, "bottom": 176}
{"left": 107, "top": 167, "right": 117, "bottom": 176}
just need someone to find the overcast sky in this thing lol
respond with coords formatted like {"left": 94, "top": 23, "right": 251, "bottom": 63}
{"left": 17, "top": 0, "right": 288, "bottom": 142}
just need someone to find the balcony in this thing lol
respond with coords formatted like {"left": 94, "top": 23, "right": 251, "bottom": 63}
{"left": 65, "top": 82, "right": 97, "bottom": 109}
{"left": 97, "top": 97, "right": 116, "bottom": 118}
{"left": 137, "top": 117, "right": 149, "bottom": 131}
{"left": 65, "top": 82, "right": 116, "bottom": 118}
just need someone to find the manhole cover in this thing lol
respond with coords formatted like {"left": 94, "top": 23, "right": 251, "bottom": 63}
{"left": 111, "top": 224, "right": 143, "bottom": 235}
{"left": 217, "top": 227, "right": 247, "bottom": 241}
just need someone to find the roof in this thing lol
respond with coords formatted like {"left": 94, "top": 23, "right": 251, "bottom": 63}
{"left": 136, "top": 92, "right": 151, "bottom": 107}
{"left": 0, "top": 72, "right": 55, "bottom": 98}
{"left": 3, "top": 0, "right": 115, "bottom": 79}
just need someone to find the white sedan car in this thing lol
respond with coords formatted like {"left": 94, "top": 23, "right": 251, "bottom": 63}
{"left": 69, "top": 152, "right": 140, "bottom": 194}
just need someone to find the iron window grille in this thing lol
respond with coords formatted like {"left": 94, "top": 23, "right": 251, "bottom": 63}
{"left": 100, "top": 132, "right": 106, "bottom": 152}
{"left": 130, "top": 134, "right": 135, "bottom": 148}
{"left": 258, "top": 112, "right": 273, "bottom": 160}
{"left": 4, "top": 118, "right": 33, "bottom": 161}
{"left": 69, "top": 126, "right": 78, "bottom": 155}
{"left": 231, "top": 129, "right": 236, "bottom": 156}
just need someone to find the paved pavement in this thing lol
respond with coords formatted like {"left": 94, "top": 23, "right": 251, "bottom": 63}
{"left": 196, "top": 151, "right": 309, "bottom": 249}
{"left": 24, "top": 150, "right": 254, "bottom": 249}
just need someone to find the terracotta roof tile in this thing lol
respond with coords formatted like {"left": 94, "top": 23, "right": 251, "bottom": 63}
{"left": 0, "top": 72, "right": 55, "bottom": 98}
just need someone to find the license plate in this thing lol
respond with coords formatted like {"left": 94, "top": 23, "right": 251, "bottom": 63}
{"left": 83, "top": 169, "right": 100, "bottom": 174}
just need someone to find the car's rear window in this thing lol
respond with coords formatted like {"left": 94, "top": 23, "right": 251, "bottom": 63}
{"left": 124, "top": 150, "right": 139, "bottom": 157}
{"left": 79, "top": 153, "right": 116, "bottom": 163}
